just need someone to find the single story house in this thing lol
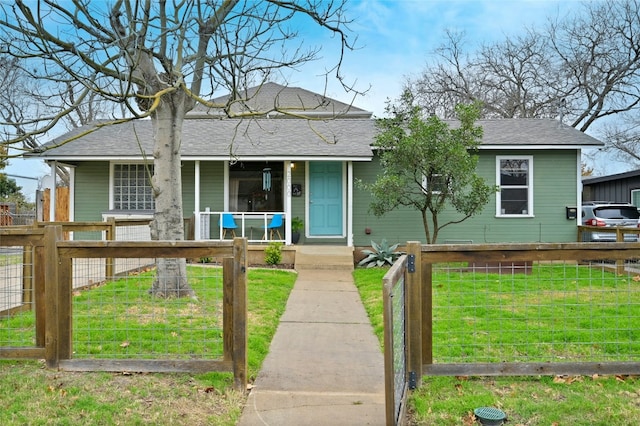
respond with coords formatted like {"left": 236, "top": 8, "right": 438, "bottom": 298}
{"left": 30, "top": 83, "right": 604, "bottom": 246}
{"left": 582, "top": 170, "right": 640, "bottom": 207}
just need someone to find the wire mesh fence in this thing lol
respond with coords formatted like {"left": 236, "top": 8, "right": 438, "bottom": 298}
{"left": 0, "top": 248, "right": 36, "bottom": 347}
{"left": 9, "top": 213, "right": 36, "bottom": 226}
{"left": 431, "top": 260, "right": 640, "bottom": 364}
{"left": 0, "top": 225, "right": 247, "bottom": 387}
{"left": 383, "top": 254, "right": 409, "bottom": 426}
{"left": 71, "top": 259, "right": 224, "bottom": 360}
{"left": 1, "top": 252, "right": 226, "bottom": 360}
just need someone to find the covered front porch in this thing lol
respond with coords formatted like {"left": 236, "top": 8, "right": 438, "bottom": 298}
{"left": 192, "top": 159, "right": 356, "bottom": 246}
{"left": 196, "top": 210, "right": 289, "bottom": 244}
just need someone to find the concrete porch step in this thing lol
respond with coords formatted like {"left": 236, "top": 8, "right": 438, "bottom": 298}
{"left": 294, "top": 245, "right": 354, "bottom": 271}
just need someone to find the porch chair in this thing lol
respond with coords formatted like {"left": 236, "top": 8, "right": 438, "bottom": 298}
{"left": 265, "top": 213, "right": 283, "bottom": 240}
{"left": 219, "top": 213, "right": 237, "bottom": 239}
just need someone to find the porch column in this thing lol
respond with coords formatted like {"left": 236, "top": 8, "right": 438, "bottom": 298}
{"left": 347, "top": 161, "right": 353, "bottom": 247}
{"left": 194, "top": 161, "right": 201, "bottom": 240}
{"left": 285, "top": 161, "right": 292, "bottom": 245}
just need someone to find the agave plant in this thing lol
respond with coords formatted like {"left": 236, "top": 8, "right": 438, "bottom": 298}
{"left": 358, "top": 239, "right": 403, "bottom": 268}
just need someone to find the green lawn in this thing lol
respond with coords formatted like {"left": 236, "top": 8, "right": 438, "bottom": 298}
{"left": 353, "top": 263, "right": 640, "bottom": 425}
{"left": 0, "top": 267, "right": 296, "bottom": 426}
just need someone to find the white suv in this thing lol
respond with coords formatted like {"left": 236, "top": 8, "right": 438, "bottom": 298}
{"left": 581, "top": 202, "right": 640, "bottom": 242}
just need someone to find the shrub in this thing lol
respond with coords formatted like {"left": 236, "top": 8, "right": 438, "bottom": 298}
{"left": 264, "top": 242, "right": 283, "bottom": 265}
{"left": 358, "top": 239, "right": 403, "bottom": 268}
{"left": 291, "top": 216, "right": 304, "bottom": 233}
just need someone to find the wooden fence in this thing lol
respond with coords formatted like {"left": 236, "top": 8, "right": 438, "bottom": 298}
{"left": 0, "top": 225, "right": 248, "bottom": 391}
{"left": 577, "top": 224, "right": 640, "bottom": 243}
{"left": 393, "top": 241, "right": 640, "bottom": 387}
{"left": 31, "top": 218, "right": 158, "bottom": 279}
{"left": 42, "top": 187, "right": 70, "bottom": 222}
{"left": 383, "top": 252, "right": 419, "bottom": 426}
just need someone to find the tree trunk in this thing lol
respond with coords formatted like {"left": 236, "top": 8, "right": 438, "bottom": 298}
{"left": 148, "top": 95, "right": 196, "bottom": 299}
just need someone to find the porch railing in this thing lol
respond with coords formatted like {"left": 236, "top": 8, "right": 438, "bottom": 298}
{"left": 196, "top": 210, "right": 286, "bottom": 243}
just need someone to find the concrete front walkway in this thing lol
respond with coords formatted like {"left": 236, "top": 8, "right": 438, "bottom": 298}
{"left": 237, "top": 247, "right": 386, "bottom": 425}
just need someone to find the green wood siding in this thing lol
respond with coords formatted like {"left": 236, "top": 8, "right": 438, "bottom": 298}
{"left": 73, "top": 161, "right": 223, "bottom": 221}
{"left": 74, "top": 162, "right": 110, "bottom": 221}
{"left": 198, "top": 161, "right": 224, "bottom": 211}
{"left": 290, "top": 162, "right": 305, "bottom": 223}
{"left": 352, "top": 150, "right": 579, "bottom": 246}
{"left": 353, "top": 157, "right": 426, "bottom": 245}
{"left": 181, "top": 162, "right": 196, "bottom": 216}
{"left": 72, "top": 151, "right": 579, "bottom": 246}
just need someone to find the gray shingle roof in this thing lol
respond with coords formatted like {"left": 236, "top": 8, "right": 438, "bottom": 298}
{"left": 35, "top": 117, "right": 377, "bottom": 160}
{"left": 190, "top": 82, "right": 370, "bottom": 118}
{"left": 468, "top": 119, "right": 604, "bottom": 147}
{"left": 31, "top": 86, "right": 603, "bottom": 162}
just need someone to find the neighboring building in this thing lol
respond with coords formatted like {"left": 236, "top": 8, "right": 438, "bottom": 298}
{"left": 28, "top": 83, "right": 604, "bottom": 246}
{"left": 582, "top": 170, "right": 640, "bottom": 207}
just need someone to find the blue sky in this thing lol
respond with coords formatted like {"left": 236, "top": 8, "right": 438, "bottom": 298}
{"left": 8, "top": 0, "right": 600, "bottom": 201}
{"left": 294, "top": 0, "right": 585, "bottom": 116}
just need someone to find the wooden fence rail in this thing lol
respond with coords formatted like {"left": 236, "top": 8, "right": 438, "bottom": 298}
{"left": 0, "top": 226, "right": 248, "bottom": 391}
{"left": 397, "top": 241, "right": 640, "bottom": 380}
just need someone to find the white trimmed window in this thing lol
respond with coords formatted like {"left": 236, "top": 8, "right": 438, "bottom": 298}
{"left": 632, "top": 189, "right": 640, "bottom": 208}
{"left": 421, "top": 173, "right": 446, "bottom": 195}
{"left": 496, "top": 156, "right": 533, "bottom": 217}
{"left": 113, "top": 164, "right": 155, "bottom": 210}
{"left": 228, "top": 161, "right": 283, "bottom": 212}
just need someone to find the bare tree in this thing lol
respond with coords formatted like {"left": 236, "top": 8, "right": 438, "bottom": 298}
{"left": 413, "top": 30, "right": 566, "bottom": 120}
{"left": 0, "top": 0, "right": 360, "bottom": 298}
{"left": 0, "top": 54, "right": 123, "bottom": 185}
{"left": 411, "top": 0, "right": 640, "bottom": 134}
{"left": 599, "top": 114, "right": 640, "bottom": 166}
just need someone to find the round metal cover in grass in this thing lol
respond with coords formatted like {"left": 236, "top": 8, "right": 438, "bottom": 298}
{"left": 474, "top": 407, "right": 506, "bottom": 425}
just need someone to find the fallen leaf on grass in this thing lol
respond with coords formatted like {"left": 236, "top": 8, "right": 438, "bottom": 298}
{"left": 48, "top": 385, "right": 67, "bottom": 397}
{"left": 455, "top": 383, "right": 464, "bottom": 395}
{"left": 553, "top": 375, "right": 582, "bottom": 384}
{"left": 462, "top": 411, "right": 476, "bottom": 425}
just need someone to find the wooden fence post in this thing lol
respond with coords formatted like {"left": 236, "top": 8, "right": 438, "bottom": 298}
{"left": 406, "top": 241, "right": 422, "bottom": 388}
{"left": 44, "top": 225, "right": 63, "bottom": 368}
{"left": 232, "top": 238, "right": 248, "bottom": 392}
{"left": 58, "top": 252, "right": 73, "bottom": 360}
{"left": 223, "top": 257, "right": 233, "bottom": 362}
{"left": 34, "top": 242, "right": 46, "bottom": 347}
{"left": 105, "top": 217, "right": 116, "bottom": 279}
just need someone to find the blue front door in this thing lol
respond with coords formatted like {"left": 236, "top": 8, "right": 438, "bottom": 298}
{"left": 309, "top": 162, "right": 343, "bottom": 236}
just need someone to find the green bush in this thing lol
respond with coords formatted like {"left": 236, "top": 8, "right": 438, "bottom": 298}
{"left": 291, "top": 216, "right": 304, "bottom": 233}
{"left": 264, "top": 242, "right": 283, "bottom": 265}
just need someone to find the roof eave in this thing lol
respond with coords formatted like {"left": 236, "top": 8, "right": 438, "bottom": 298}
{"left": 479, "top": 144, "right": 602, "bottom": 150}
{"left": 30, "top": 155, "right": 374, "bottom": 162}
